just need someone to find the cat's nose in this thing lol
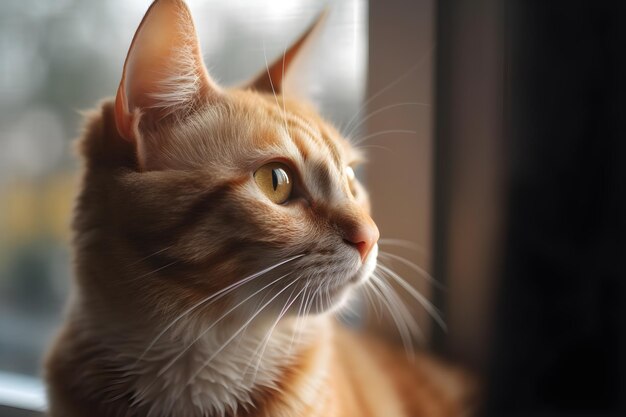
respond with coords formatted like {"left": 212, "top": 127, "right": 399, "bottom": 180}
{"left": 342, "top": 219, "right": 380, "bottom": 262}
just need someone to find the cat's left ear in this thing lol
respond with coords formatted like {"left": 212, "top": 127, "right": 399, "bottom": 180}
{"left": 245, "top": 10, "right": 328, "bottom": 94}
{"left": 114, "top": 0, "right": 219, "bottom": 142}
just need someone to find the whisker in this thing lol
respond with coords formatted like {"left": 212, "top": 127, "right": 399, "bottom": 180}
{"left": 324, "top": 282, "right": 331, "bottom": 312}
{"left": 288, "top": 280, "right": 310, "bottom": 354}
{"left": 248, "top": 282, "right": 306, "bottom": 384}
{"left": 242, "top": 287, "right": 295, "bottom": 380}
{"left": 369, "top": 275, "right": 416, "bottom": 355}
{"left": 187, "top": 277, "right": 301, "bottom": 385}
{"left": 346, "top": 102, "right": 430, "bottom": 140}
{"left": 378, "top": 251, "right": 445, "bottom": 290}
{"left": 372, "top": 274, "right": 423, "bottom": 362}
{"left": 353, "top": 129, "right": 417, "bottom": 146}
{"left": 342, "top": 47, "right": 435, "bottom": 135}
{"left": 128, "top": 245, "right": 174, "bottom": 268}
{"left": 377, "top": 262, "right": 447, "bottom": 332}
{"left": 136, "top": 254, "right": 304, "bottom": 363}
{"left": 129, "top": 260, "right": 179, "bottom": 282}
{"left": 362, "top": 281, "right": 383, "bottom": 321}
{"left": 337, "top": 298, "right": 359, "bottom": 323}
{"left": 157, "top": 271, "right": 295, "bottom": 377}
{"left": 263, "top": 40, "right": 290, "bottom": 138}
{"left": 378, "top": 238, "right": 429, "bottom": 256}
{"left": 293, "top": 281, "right": 317, "bottom": 348}
{"left": 313, "top": 284, "right": 321, "bottom": 313}
{"left": 281, "top": 44, "right": 288, "bottom": 130}
{"left": 373, "top": 274, "right": 423, "bottom": 338}
{"left": 354, "top": 144, "right": 397, "bottom": 156}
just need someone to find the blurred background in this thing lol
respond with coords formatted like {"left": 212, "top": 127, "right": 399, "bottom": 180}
{"left": 0, "top": 0, "right": 624, "bottom": 416}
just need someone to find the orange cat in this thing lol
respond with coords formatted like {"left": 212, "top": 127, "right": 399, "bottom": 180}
{"left": 44, "top": 1, "right": 473, "bottom": 416}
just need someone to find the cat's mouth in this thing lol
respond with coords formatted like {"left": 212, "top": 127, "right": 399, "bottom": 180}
{"left": 317, "top": 243, "right": 378, "bottom": 289}
{"left": 348, "top": 243, "right": 378, "bottom": 286}
{"left": 321, "top": 246, "right": 378, "bottom": 313}
{"left": 252, "top": 244, "right": 379, "bottom": 316}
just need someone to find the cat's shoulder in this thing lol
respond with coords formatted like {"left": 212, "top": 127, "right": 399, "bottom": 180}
{"left": 334, "top": 325, "right": 478, "bottom": 417}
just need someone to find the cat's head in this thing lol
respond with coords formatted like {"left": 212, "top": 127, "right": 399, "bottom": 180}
{"left": 79, "top": 0, "right": 378, "bottom": 324}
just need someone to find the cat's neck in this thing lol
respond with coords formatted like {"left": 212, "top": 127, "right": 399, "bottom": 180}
{"left": 71, "top": 308, "right": 335, "bottom": 417}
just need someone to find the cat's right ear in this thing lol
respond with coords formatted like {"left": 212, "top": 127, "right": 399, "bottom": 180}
{"left": 114, "top": 0, "right": 219, "bottom": 144}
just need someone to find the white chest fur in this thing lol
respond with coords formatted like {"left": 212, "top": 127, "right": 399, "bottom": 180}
{"left": 107, "top": 316, "right": 330, "bottom": 417}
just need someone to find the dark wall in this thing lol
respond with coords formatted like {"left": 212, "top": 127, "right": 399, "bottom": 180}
{"left": 485, "top": 0, "right": 625, "bottom": 415}
{"left": 434, "top": 0, "right": 625, "bottom": 415}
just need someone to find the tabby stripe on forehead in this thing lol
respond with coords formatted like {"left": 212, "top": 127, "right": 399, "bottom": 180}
{"left": 287, "top": 127, "right": 313, "bottom": 160}
{"left": 319, "top": 133, "right": 342, "bottom": 170}
{"left": 284, "top": 115, "right": 321, "bottom": 146}
{"left": 280, "top": 117, "right": 321, "bottom": 158}
{"left": 284, "top": 115, "right": 342, "bottom": 169}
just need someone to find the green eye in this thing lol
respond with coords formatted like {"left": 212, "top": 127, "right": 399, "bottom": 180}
{"left": 254, "top": 162, "right": 293, "bottom": 204}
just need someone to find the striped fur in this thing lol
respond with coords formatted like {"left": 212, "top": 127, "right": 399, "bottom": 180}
{"left": 45, "top": 1, "right": 475, "bottom": 416}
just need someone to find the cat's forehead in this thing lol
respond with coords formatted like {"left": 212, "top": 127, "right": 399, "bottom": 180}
{"left": 172, "top": 90, "right": 360, "bottom": 197}
{"left": 241, "top": 91, "right": 360, "bottom": 166}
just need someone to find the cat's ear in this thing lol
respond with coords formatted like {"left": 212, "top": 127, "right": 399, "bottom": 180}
{"left": 114, "top": 0, "right": 219, "bottom": 142}
{"left": 246, "top": 10, "right": 328, "bottom": 94}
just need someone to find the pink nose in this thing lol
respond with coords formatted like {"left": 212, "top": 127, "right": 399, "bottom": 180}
{"left": 343, "top": 220, "right": 380, "bottom": 262}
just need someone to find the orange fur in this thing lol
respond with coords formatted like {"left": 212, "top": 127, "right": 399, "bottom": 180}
{"left": 45, "top": 1, "right": 475, "bottom": 416}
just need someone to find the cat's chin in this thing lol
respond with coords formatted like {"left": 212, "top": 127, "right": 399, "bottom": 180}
{"left": 308, "top": 244, "right": 379, "bottom": 315}
{"left": 349, "top": 243, "right": 378, "bottom": 286}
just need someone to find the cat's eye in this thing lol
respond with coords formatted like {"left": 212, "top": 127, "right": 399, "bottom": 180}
{"left": 254, "top": 162, "right": 293, "bottom": 204}
{"left": 346, "top": 166, "right": 358, "bottom": 197}
{"left": 346, "top": 166, "right": 356, "bottom": 181}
